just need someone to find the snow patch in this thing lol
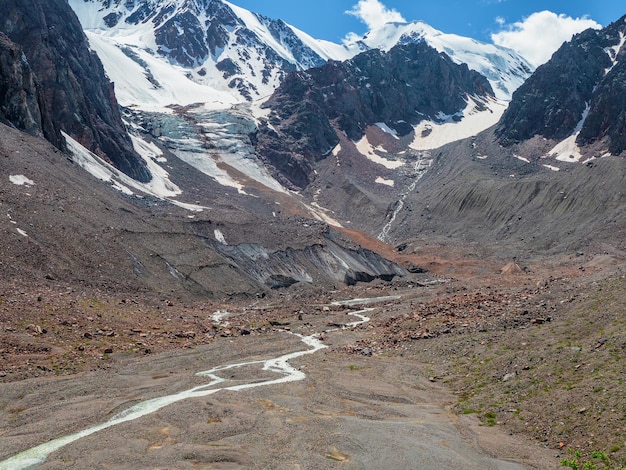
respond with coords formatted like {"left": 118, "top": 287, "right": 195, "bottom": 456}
{"left": 16, "top": 228, "right": 28, "bottom": 238}
{"left": 375, "top": 122, "right": 398, "bottom": 138}
{"left": 332, "top": 144, "right": 342, "bottom": 157}
{"left": 514, "top": 155, "right": 530, "bottom": 163}
{"left": 9, "top": 175, "right": 35, "bottom": 186}
{"left": 63, "top": 132, "right": 205, "bottom": 212}
{"left": 411, "top": 97, "right": 507, "bottom": 150}
{"left": 549, "top": 104, "right": 589, "bottom": 162}
{"left": 550, "top": 135, "right": 584, "bottom": 162}
{"left": 543, "top": 164, "right": 560, "bottom": 172}
{"left": 129, "top": 135, "right": 182, "bottom": 198}
{"left": 214, "top": 229, "right": 227, "bottom": 245}
{"left": 375, "top": 177, "right": 395, "bottom": 187}
{"left": 355, "top": 135, "right": 404, "bottom": 169}
{"left": 604, "top": 32, "right": 625, "bottom": 75}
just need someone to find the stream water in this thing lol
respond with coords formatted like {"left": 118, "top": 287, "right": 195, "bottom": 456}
{"left": 377, "top": 151, "right": 431, "bottom": 243}
{"left": 0, "top": 297, "right": 396, "bottom": 469}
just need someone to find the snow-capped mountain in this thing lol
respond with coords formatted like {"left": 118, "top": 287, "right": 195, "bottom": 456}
{"left": 64, "top": 0, "right": 536, "bottom": 211}
{"left": 68, "top": 0, "right": 532, "bottom": 107}
{"left": 68, "top": 0, "right": 354, "bottom": 104}
{"left": 257, "top": 42, "right": 498, "bottom": 189}
{"left": 348, "top": 21, "right": 534, "bottom": 101}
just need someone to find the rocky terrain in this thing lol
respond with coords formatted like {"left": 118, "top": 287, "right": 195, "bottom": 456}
{"left": 0, "top": 1, "right": 625, "bottom": 468}
{"left": 1, "top": 226, "right": 624, "bottom": 468}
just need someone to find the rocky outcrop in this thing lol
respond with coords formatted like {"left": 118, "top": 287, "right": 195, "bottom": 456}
{"left": 496, "top": 14, "right": 626, "bottom": 155}
{"left": 256, "top": 42, "right": 494, "bottom": 189}
{"left": 0, "top": 0, "right": 150, "bottom": 181}
{"left": 578, "top": 56, "right": 626, "bottom": 155}
{"left": 0, "top": 32, "right": 46, "bottom": 136}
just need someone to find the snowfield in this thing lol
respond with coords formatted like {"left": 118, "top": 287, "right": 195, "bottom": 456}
{"left": 410, "top": 97, "right": 507, "bottom": 151}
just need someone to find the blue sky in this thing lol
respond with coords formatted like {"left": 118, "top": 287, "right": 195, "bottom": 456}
{"left": 233, "top": 0, "right": 624, "bottom": 65}
{"left": 233, "top": 1, "right": 622, "bottom": 42}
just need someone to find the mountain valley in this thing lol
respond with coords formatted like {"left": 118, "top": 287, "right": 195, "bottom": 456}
{"left": 0, "top": 0, "right": 625, "bottom": 468}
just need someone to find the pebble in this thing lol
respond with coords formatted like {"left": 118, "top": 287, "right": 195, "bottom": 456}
{"left": 502, "top": 372, "right": 516, "bottom": 382}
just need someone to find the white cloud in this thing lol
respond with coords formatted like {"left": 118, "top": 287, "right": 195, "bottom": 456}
{"left": 345, "top": 0, "right": 406, "bottom": 31}
{"left": 491, "top": 11, "right": 601, "bottom": 67}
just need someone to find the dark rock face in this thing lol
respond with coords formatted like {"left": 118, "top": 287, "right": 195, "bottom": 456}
{"left": 256, "top": 42, "right": 494, "bottom": 189}
{"left": 578, "top": 56, "right": 626, "bottom": 155}
{"left": 0, "top": 32, "right": 45, "bottom": 136}
{"left": 155, "top": 10, "right": 209, "bottom": 67}
{"left": 497, "top": 15, "right": 626, "bottom": 155}
{"left": 0, "top": 0, "right": 150, "bottom": 182}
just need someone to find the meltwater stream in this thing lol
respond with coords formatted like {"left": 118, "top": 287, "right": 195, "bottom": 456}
{"left": 0, "top": 296, "right": 400, "bottom": 469}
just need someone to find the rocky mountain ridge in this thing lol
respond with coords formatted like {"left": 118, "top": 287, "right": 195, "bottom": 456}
{"left": 68, "top": 0, "right": 531, "bottom": 104}
{"left": 256, "top": 42, "right": 494, "bottom": 189}
{"left": 497, "top": 14, "right": 626, "bottom": 158}
{"left": 68, "top": 0, "right": 349, "bottom": 101}
{"left": 352, "top": 20, "right": 533, "bottom": 101}
{"left": 0, "top": 0, "right": 150, "bottom": 182}
{"left": 2, "top": 1, "right": 626, "bottom": 298}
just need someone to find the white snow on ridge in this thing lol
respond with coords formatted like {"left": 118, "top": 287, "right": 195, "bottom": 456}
{"left": 354, "top": 21, "right": 534, "bottom": 100}
{"left": 286, "top": 25, "right": 358, "bottom": 62}
{"left": 605, "top": 32, "right": 625, "bottom": 75}
{"left": 410, "top": 97, "right": 507, "bottom": 151}
{"left": 85, "top": 32, "right": 239, "bottom": 111}
{"left": 225, "top": 2, "right": 297, "bottom": 64}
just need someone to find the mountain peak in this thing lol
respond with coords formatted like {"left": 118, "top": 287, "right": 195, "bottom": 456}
{"left": 69, "top": 1, "right": 532, "bottom": 105}
{"left": 496, "top": 15, "right": 626, "bottom": 158}
{"left": 347, "top": 20, "right": 533, "bottom": 101}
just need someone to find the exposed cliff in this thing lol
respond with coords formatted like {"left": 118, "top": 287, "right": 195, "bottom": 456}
{"left": 0, "top": 32, "right": 46, "bottom": 137}
{"left": 496, "top": 15, "right": 626, "bottom": 156}
{"left": 0, "top": 0, "right": 150, "bottom": 181}
{"left": 256, "top": 42, "right": 494, "bottom": 189}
